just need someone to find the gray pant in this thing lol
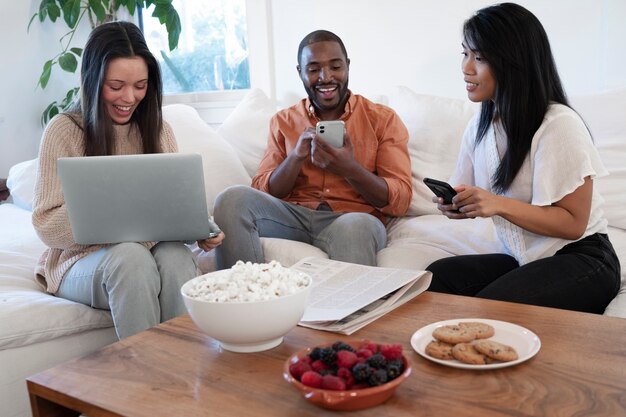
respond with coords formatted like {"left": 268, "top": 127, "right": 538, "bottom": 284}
{"left": 213, "top": 185, "right": 387, "bottom": 269}
{"left": 57, "top": 241, "right": 198, "bottom": 339}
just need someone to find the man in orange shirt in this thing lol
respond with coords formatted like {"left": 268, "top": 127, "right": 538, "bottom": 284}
{"left": 214, "top": 30, "right": 412, "bottom": 268}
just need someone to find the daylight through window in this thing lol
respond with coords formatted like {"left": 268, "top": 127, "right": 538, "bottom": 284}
{"left": 142, "top": 0, "right": 250, "bottom": 95}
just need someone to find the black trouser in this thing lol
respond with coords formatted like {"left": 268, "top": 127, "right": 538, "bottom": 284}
{"left": 426, "top": 233, "right": 621, "bottom": 314}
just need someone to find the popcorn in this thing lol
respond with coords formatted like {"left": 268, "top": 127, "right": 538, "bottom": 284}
{"left": 185, "top": 260, "right": 310, "bottom": 302}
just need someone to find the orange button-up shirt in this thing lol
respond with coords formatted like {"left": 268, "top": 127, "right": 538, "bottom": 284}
{"left": 251, "top": 93, "right": 412, "bottom": 223}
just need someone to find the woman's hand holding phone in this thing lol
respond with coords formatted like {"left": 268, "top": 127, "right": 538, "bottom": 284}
{"left": 423, "top": 177, "right": 465, "bottom": 217}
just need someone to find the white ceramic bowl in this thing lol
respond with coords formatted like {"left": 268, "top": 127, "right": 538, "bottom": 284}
{"left": 181, "top": 268, "right": 312, "bottom": 353}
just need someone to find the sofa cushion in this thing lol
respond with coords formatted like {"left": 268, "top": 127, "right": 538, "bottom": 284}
{"left": 217, "top": 88, "right": 277, "bottom": 177}
{"left": 570, "top": 88, "right": 626, "bottom": 230}
{"left": 0, "top": 204, "right": 114, "bottom": 349}
{"left": 388, "top": 86, "right": 479, "bottom": 216}
{"left": 163, "top": 104, "right": 251, "bottom": 214}
{"left": 6, "top": 158, "right": 38, "bottom": 211}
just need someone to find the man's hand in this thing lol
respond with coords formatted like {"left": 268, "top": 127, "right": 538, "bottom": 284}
{"left": 293, "top": 127, "right": 316, "bottom": 160}
{"left": 310, "top": 130, "right": 356, "bottom": 175}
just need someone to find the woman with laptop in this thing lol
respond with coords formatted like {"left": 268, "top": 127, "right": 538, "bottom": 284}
{"left": 32, "top": 21, "right": 224, "bottom": 339}
{"left": 426, "top": 3, "right": 620, "bottom": 314}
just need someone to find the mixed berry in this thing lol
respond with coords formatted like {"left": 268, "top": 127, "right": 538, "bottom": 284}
{"left": 288, "top": 340, "right": 405, "bottom": 391}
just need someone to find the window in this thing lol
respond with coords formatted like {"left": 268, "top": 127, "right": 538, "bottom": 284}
{"left": 142, "top": 0, "right": 251, "bottom": 95}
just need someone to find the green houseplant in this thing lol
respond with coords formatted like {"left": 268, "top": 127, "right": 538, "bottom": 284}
{"left": 28, "top": 0, "right": 181, "bottom": 125}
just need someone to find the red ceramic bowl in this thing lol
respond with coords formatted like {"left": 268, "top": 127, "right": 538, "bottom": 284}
{"left": 283, "top": 341, "right": 412, "bottom": 411}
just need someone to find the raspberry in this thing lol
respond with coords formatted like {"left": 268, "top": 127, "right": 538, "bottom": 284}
{"left": 362, "top": 341, "right": 378, "bottom": 353}
{"left": 368, "top": 369, "right": 388, "bottom": 386}
{"left": 366, "top": 353, "right": 387, "bottom": 369}
{"left": 355, "top": 348, "right": 374, "bottom": 359}
{"left": 332, "top": 341, "right": 355, "bottom": 352}
{"left": 321, "top": 374, "right": 346, "bottom": 391}
{"left": 300, "top": 371, "right": 323, "bottom": 388}
{"left": 336, "top": 350, "right": 358, "bottom": 369}
{"left": 311, "top": 359, "right": 330, "bottom": 373}
{"left": 351, "top": 363, "right": 373, "bottom": 382}
{"left": 289, "top": 360, "right": 312, "bottom": 381}
{"left": 380, "top": 343, "right": 404, "bottom": 360}
{"left": 336, "top": 367, "right": 355, "bottom": 388}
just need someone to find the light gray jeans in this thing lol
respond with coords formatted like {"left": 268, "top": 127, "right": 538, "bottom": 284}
{"left": 57, "top": 241, "right": 198, "bottom": 339}
{"left": 213, "top": 185, "right": 387, "bottom": 269}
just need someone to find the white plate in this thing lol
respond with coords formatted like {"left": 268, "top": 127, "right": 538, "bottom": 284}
{"left": 410, "top": 318, "right": 541, "bottom": 370}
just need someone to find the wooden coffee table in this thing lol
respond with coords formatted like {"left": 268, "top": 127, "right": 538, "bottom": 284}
{"left": 27, "top": 291, "right": 626, "bottom": 417}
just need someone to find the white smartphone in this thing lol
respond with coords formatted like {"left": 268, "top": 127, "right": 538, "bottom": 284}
{"left": 316, "top": 120, "right": 345, "bottom": 147}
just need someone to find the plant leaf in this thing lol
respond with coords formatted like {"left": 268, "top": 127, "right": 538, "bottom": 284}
{"left": 58, "top": 52, "right": 78, "bottom": 73}
{"left": 27, "top": 13, "right": 39, "bottom": 32}
{"left": 39, "top": 60, "right": 54, "bottom": 89}
{"left": 165, "top": 8, "right": 181, "bottom": 51}
{"left": 124, "top": 0, "right": 136, "bottom": 16}
{"left": 47, "top": 2, "right": 61, "bottom": 21}
{"left": 88, "top": 0, "right": 106, "bottom": 23}
{"left": 62, "top": 87, "right": 80, "bottom": 108}
{"left": 61, "top": 0, "right": 82, "bottom": 28}
{"left": 70, "top": 47, "right": 83, "bottom": 57}
{"left": 41, "top": 101, "right": 59, "bottom": 126}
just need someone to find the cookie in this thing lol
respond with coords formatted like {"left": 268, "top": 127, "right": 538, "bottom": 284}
{"left": 474, "top": 340, "right": 518, "bottom": 362}
{"left": 458, "top": 321, "right": 495, "bottom": 339}
{"left": 425, "top": 340, "right": 455, "bottom": 360}
{"left": 432, "top": 325, "right": 477, "bottom": 344}
{"left": 451, "top": 342, "right": 494, "bottom": 365}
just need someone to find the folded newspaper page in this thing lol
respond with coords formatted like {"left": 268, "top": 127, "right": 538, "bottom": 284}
{"left": 292, "top": 257, "right": 432, "bottom": 335}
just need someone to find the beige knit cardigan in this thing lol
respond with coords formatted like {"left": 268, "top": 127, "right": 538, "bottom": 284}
{"left": 32, "top": 114, "right": 177, "bottom": 293}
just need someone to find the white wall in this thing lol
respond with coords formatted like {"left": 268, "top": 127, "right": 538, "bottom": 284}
{"left": 1, "top": 0, "right": 625, "bottom": 177}
{"left": 269, "top": 0, "right": 626, "bottom": 106}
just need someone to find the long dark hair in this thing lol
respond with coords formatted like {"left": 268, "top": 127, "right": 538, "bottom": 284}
{"left": 73, "top": 20, "right": 163, "bottom": 156}
{"left": 464, "top": 3, "right": 568, "bottom": 193}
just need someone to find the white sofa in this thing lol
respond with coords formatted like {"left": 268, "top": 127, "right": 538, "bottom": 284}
{"left": 2, "top": 86, "right": 625, "bottom": 417}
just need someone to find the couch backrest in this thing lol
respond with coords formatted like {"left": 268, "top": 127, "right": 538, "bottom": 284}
{"left": 8, "top": 87, "right": 626, "bottom": 230}
{"left": 213, "top": 87, "right": 626, "bottom": 229}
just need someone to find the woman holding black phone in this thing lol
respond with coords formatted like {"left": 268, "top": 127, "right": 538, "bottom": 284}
{"left": 426, "top": 2, "right": 620, "bottom": 314}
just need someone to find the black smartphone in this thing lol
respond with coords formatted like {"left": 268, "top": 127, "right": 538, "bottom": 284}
{"left": 423, "top": 178, "right": 457, "bottom": 204}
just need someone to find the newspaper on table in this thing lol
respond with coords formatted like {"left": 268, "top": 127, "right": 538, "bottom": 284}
{"left": 292, "top": 257, "right": 432, "bottom": 335}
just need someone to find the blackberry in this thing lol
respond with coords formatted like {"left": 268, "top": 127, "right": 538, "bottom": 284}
{"left": 368, "top": 368, "right": 388, "bottom": 386}
{"left": 351, "top": 363, "right": 373, "bottom": 382}
{"left": 332, "top": 341, "right": 355, "bottom": 352}
{"left": 309, "top": 346, "right": 323, "bottom": 361}
{"left": 319, "top": 347, "right": 337, "bottom": 365}
{"left": 386, "top": 359, "right": 404, "bottom": 380}
{"left": 366, "top": 353, "right": 387, "bottom": 369}
{"left": 319, "top": 368, "right": 335, "bottom": 376}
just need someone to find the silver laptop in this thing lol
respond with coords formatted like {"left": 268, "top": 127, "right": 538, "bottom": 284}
{"left": 57, "top": 153, "right": 221, "bottom": 245}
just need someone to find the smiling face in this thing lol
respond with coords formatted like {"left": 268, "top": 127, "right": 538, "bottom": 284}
{"left": 461, "top": 42, "right": 496, "bottom": 103}
{"left": 297, "top": 41, "right": 350, "bottom": 120}
{"left": 101, "top": 57, "right": 149, "bottom": 124}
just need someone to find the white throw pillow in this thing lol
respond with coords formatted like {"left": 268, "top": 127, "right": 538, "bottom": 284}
{"left": 6, "top": 158, "right": 38, "bottom": 211}
{"left": 163, "top": 104, "right": 251, "bottom": 215}
{"left": 388, "top": 86, "right": 479, "bottom": 215}
{"left": 570, "top": 88, "right": 626, "bottom": 230}
{"left": 217, "top": 88, "right": 277, "bottom": 177}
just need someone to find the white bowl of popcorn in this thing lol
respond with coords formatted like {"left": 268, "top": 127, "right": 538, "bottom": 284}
{"left": 181, "top": 260, "right": 312, "bottom": 353}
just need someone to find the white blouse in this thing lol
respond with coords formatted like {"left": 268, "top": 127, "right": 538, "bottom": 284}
{"left": 450, "top": 103, "right": 609, "bottom": 265}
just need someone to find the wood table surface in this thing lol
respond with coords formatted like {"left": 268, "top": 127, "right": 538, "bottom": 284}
{"left": 27, "top": 291, "right": 626, "bottom": 417}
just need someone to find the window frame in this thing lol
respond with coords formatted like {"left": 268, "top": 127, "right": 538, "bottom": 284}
{"left": 157, "top": 0, "right": 274, "bottom": 123}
